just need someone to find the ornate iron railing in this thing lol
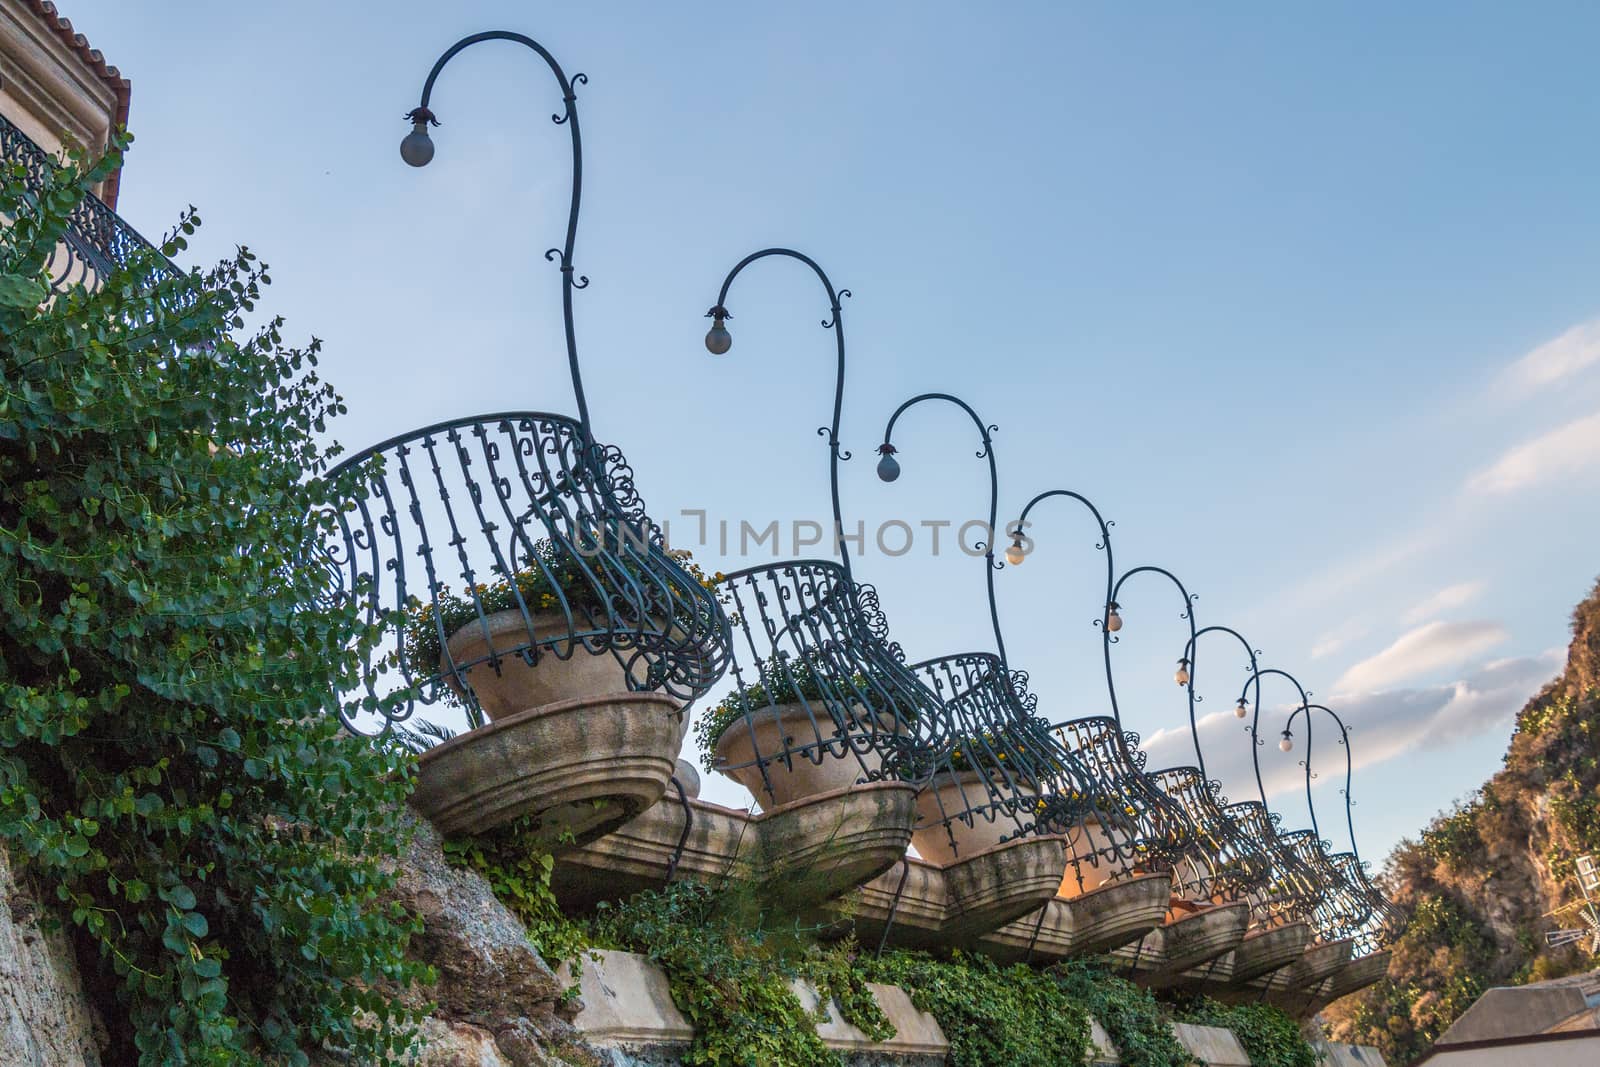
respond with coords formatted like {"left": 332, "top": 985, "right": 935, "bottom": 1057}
{"left": 909, "top": 655, "right": 1080, "bottom": 854}
{"left": 708, "top": 560, "right": 937, "bottom": 804}
{"left": 1281, "top": 831, "right": 1374, "bottom": 942}
{"left": 907, "top": 654, "right": 1192, "bottom": 883}
{"left": 1330, "top": 851, "right": 1404, "bottom": 955}
{"left": 0, "top": 111, "right": 174, "bottom": 292}
{"left": 1049, "top": 716, "right": 1197, "bottom": 887}
{"left": 321, "top": 411, "right": 729, "bottom": 737}
{"left": 1224, "top": 801, "right": 1329, "bottom": 927}
{"left": 1149, "top": 767, "right": 1272, "bottom": 903}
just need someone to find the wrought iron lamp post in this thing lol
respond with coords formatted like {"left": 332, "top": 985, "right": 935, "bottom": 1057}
{"left": 315, "top": 30, "right": 732, "bottom": 740}
{"left": 1240, "top": 668, "right": 1375, "bottom": 944}
{"left": 874, "top": 403, "right": 1195, "bottom": 883}
{"left": 1172, "top": 624, "right": 1327, "bottom": 926}
{"left": 694, "top": 251, "right": 939, "bottom": 805}
{"left": 398, "top": 30, "right": 596, "bottom": 440}
{"left": 1281, "top": 702, "right": 1406, "bottom": 952}
{"left": 874, "top": 395, "right": 1092, "bottom": 863}
{"left": 999, "top": 490, "right": 1208, "bottom": 890}
{"left": 1099, "top": 569, "right": 1272, "bottom": 906}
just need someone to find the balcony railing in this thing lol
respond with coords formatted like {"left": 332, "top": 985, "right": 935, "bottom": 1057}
{"left": 0, "top": 110, "right": 175, "bottom": 291}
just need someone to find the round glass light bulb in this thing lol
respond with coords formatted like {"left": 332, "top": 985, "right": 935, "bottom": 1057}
{"left": 876, "top": 452, "right": 901, "bottom": 482}
{"left": 400, "top": 123, "right": 435, "bottom": 167}
{"left": 1005, "top": 541, "right": 1025, "bottom": 566}
{"left": 1105, "top": 608, "right": 1123, "bottom": 633}
{"left": 1279, "top": 735, "right": 1294, "bottom": 752}
{"left": 1174, "top": 663, "right": 1190, "bottom": 687}
{"left": 1234, "top": 700, "right": 1249, "bottom": 719}
{"left": 704, "top": 319, "right": 732, "bottom": 355}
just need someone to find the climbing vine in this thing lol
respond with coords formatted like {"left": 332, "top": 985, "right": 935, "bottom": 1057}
{"left": 1174, "top": 997, "right": 1316, "bottom": 1067}
{"left": 862, "top": 950, "right": 1093, "bottom": 1067}
{"left": 0, "top": 140, "right": 427, "bottom": 1062}
{"left": 590, "top": 880, "right": 891, "bottom": 1067}
{"left": 441, "top": 817, "right": 590, "bottom": 968}
{"left": 1051, "top": 960, "right": 1195, "bottom": 1067}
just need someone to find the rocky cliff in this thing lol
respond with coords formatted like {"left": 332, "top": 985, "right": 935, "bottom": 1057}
{"left": 1324, "top": 578, "right": 1600, "bottom": 1063}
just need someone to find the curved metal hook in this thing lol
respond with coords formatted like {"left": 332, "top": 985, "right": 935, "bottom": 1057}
{"left": 879, "top": 392, "right": 1006, "bottom": 662}
{"left": 1109, "top": 565, "right": 1206, "bottom": 776}
{"left": 1012, "top": 488, "right": 1121, "bottom": 722}
{"left": 414, "top": 30, "right": 594, "bottom": 441}
{"left": 710, "top": 249, "right": 853, "bottom": 574}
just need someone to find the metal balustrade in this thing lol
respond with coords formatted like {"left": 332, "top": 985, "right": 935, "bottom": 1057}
{"left": 320, "top": 412, "right": 729, "bottom": 736}
{"left": 0, "top": 111, "right": 175, "bottom": 292}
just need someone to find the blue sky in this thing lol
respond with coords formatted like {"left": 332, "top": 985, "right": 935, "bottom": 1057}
{"left": 75, "top": 1, "right": 1600, "bottom": 866}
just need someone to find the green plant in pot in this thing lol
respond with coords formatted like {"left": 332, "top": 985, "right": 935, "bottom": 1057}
{"left": 698, "top": 654, "right": 910, "bottom": 807}
{"left": 909, "top": 727, "right": 1056, "bottom": 866}
{"left": 401, "top": 541, "right": 723, "bottom": 725}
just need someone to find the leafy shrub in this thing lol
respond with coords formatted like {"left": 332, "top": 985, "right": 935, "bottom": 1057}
{"left": 1174, "top": 998, "right": 1314, "bottom": 1067}
{"left": 0, "top": 139, "right": 426, "bottom": 1062}
{"left": 1051, "top": 960, "right": 1195, "bottom": 1067}
{"left": 695, "top": 655, "right": 881, "bottom": 771}
{"left": 590, "top": 880, "right": 890, "bottom": 1066}
{"left": 862, "top": 950, "right": 1093, "bottom": 1067}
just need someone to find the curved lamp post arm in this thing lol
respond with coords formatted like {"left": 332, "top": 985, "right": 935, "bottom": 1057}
{"left": 703, "top": 249, "right": 854, "bottom": 576}
{"left": 1012, "top": 489, "right": 1121, "bottom": 723}
{"left": 1182, "top": 623, "right": 1263, "bottom": 772}
{"left": 1289, "top": 703, "right": 1361, "bottom": 866}
{"left": 1239, "top": 666, "right": 1314, "bottom": 829}
{"left": 877, "top": 392, "right": 1004, "bottom": 659}
{"left": 1110, "top": 565, "right": 1204, "bottom": 775}
{"left": 403, "top": 31, "right": 594, "bottom": 441}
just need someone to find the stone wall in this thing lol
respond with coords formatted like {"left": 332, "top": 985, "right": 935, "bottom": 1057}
{"left": 0, "top": 844, "right": 103, "bottom": 1067}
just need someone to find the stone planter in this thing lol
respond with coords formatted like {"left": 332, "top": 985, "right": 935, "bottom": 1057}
{"left": 1059, "top": 815, "right": 1122, "bottom": 898}
{"left": 1116, "top": 902, "right": 1252, "bottom": 987}
{"left": 752, "top": 782, "right": 916, "bottom": 901}
{"left": 550, "top": 782, "right": 915, "bottom": 913}
{"left": 442, "top": 608, "right": 666, "bottom": 721}
{"left": 838, "top": 835, "right": 1067, "bottom": 950}
{"left": 412, "top": 690, "right": 680, "bottom": 846}
{"left": 911, "top": 770, "right": 1038, "bottom": 866}
{"left": 712, "top": 701, "right": 895, "bottom": 807}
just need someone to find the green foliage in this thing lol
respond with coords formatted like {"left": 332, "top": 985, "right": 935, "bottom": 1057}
{"left": 0, "top": 139, "right": 427, "bottom": 1062}
{"left": 440, "top": 818, "right": 589, "bottom": 968}
{"left": 694, "top": 655, "right": 877, "bottom": 772}
{"left": 1331, "top": 890, "right": 1498, "bottom": 1064}
{"left": 401, "top": 538, "right": 629, "bottom": 705}
{"left": 590, "top": 880, "right": 890, "bottom": 1066}
{"left": 861, "top": 950, "right": 1092, "bottom": 1067}
{"left": 1174, "top": 998, "right": 1314, "bottom": 1067}
{"left": 1052, "top": 960, "right": 1194, "bottom": 1067}
{"left": 1419, "top": 792, "right": 1485, "bottom": 871}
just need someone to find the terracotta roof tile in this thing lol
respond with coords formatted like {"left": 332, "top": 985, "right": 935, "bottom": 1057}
{"left": 21, "top": 0, "right": 131, "bottom": 206}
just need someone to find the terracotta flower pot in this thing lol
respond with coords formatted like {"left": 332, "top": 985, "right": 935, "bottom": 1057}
{"left": 712, "top": 701, "right": 897, "bottom": 807}
{"left": 411, "top": 690, "right": 681, "bottom": 846}
{"left": 911, "top": 769, "right": 1039, "bottom": 866}
{"left": 441, "top": 608, "right": 656, "bottom": 720}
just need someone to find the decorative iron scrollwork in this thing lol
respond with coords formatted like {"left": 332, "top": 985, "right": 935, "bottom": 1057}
{"left": 323, "top": 412, "right": 729, "bottom": 737}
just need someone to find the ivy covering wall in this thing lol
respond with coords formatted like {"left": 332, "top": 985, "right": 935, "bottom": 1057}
{"left": 448, "top": 816, "right": 1320, "bottom": 1067}
{"left": 0, "top": 142, "right": 426, "bottom": 1063}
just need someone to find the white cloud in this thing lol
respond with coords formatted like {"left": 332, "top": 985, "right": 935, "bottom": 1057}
{"left": 1311, "top": 619, "right": 1370, "bottom": 661}
{"left": 1332, "top": 620, "right": 1507, "bottom": 693}
{"left": 1278, "top": 528, "right": 1442, "bottom": 613}
{"left": 1402, "top": 581, "right": 1487, "bottom": 625}
{"left": 1503, "top": 319, "right": 1600, "bottom": 391}
{"left": 1466, "top": 409, "right": 1600, "bottom": 494}
{"left": 1140, "top": 649, "right": 1563, "bottom": 805}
